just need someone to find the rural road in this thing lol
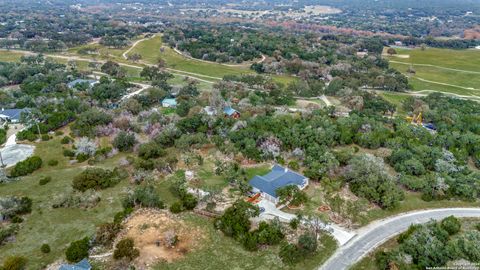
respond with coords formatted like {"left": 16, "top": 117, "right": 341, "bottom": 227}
{"left": 0, "top": 133, "right": 35, "bottom": 168}
{"left": 319, "top": 208, "right": 480, "bottom": 270}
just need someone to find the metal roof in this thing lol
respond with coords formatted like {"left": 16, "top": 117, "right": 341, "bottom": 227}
{"left": 0, "top": 108, "right": 28, "bottom": 120}
{"left": 249, "top": 164, "right": 307, "bottom": 198}
{"left": 223, "top": 106, "right": 238, "bottom": 116}
{"left": 59, "top": 259, "right": 91, "bottom": 270}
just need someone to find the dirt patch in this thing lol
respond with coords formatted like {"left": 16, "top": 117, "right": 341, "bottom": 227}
{"left": 117, "top": 209, "right": 206, "bottom": 268}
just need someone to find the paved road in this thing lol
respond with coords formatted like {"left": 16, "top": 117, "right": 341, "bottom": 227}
{"left": 320, "top": 208, "right": 480, "bottom": 270}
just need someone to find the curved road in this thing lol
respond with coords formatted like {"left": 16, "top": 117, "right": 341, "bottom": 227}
{"left": 320, "top": 208, "right": 480, "bottom": 270}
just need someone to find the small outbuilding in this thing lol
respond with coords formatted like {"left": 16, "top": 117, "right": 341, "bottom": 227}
{"left": 67, "top": 79, "right": 99, "bottom": 89}
{"left": 249, "top": 164, "right": 309, "bottom": 204}
{"left": 223, "top": 107, "right": 240, "bottom": 119}
{"left": 162, "top": 98, "right": 177, "bottom": 108}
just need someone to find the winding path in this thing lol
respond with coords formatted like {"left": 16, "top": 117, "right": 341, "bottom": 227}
{"left": 319, "top": 208, "right": 480, "bottom": 270}
{"left": 389, "top": 60, "right": 480, "bottom": 75}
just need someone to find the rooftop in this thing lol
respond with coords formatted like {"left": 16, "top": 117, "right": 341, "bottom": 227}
{"left": 249, "top": 164, "right": 307, "bottom": 198}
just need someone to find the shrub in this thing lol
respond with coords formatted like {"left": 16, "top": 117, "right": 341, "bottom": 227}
{"left": 138, "top": 142, "right": 166, "bottom": 160}
{"left": 16, "top": 130, "right": 37, "bottom": 141}
{"left": 72, "top": 167, "right": 127, "bottom": 191}
{"left": 47, "top": 159, "right": 59, "bottom": 166}
{"left": 0, "top": 225, "right": 18, "bottom": 245}
{"left": 39, "top": 176, "right": 52, "bottom": 185}
{"left": 113, "top": 238, "right": 139, "bottom": 261}
{"left": 0, "top": 196, "right": 32, "bottom": 219}
{"left": 441, "top": 216, "right": 461, "bottom": 235}
{"left": 2, "top": 256, "right": 27, "bottom": 270}
{"left": 55, "top": 130, "right": 64, "bottom": 136}
{"left": 289, "top": 218, "right": 300, "bottom": 229}
{"left": 65, "top": 237, "right": 90, "bottom": 263}
{"left": 61, "top": 136, "right": 73, "bottom": 144}
{"left": 41, "top": 134, "right": 50, "bottom": 141}
{"left": 180, "top": 193, "right": 198, "bottom": 210}
{"left": 169, "top": 202, "right": 184, "bottom": 213}
{"left": 279, "top": 243, "right": 302, "bottom": 265}
{"left": 10, "top": 156, "right": 42, "bottom": 177}
{"left": 11, "top": 216, "right": 23, "bottom": 223}
{"left": 122, "top": 185, "right": 164, "bottom": 209}
{"left": 95, "top": 223, "right": 122, "bottom": 247}
{"left": 40, "top": 244, "right": 51, "bottom": 253}
{"left": 63, "top": 149, "right": 75, "bottom": 157}
{"left": 113, "top": 131, "right": 136, "bottom": 152}
{"left": 76, "top": 153, "right": 90, "bottom": 163}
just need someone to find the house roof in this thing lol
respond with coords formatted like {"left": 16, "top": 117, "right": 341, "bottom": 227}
{"left": 249, "top": 164, "right": 307, "bottom": 198}
{"left": 67, "top": 79, "right": 98, "bottom": 89}
{"left": 162, "top": 98, "right": 177, "bottom": 106}
{"left": 59, "top": 259, "right": 91, "bottom": 270}
{"left": 223, "top": 107, "right": 238, "bottom": 116}
{"left": 0, "top": 108, "right": 29, "bottom": 121}
{"left": 204, "top": 106, "right": 217, "bottom": 116}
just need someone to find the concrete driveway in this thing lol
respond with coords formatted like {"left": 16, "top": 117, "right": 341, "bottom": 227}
{"left": 254, "top": 199, "right": 355, "bottom": 245}
{"left": 1, "top": 133, "right": 35, "bottom": 168}
{"left": 320, "top": 208, "right": 480, "bottom": 270}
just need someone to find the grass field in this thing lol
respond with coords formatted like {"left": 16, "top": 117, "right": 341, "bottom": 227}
{"left": 153, "top": 213, "right": 337, "bottom": 270}
{"left": 127, "top": 35, "right": 253, "bottom": 79}
{"left": 384, "top": 47, "right": 480, "bottom": 98}
{"left": 0, "top": 135, "right": 128, "bottom": 269}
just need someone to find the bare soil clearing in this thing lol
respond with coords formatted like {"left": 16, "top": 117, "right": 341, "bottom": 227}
{"left": 118, "top": 209, "right": 206, "bottom": 268}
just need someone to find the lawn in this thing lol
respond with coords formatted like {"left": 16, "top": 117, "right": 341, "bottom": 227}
{"left": 0, "top": 136, "right": 128, "bottom": 268}
{"left": 153, "top": 213, "right": 338, "bottom": 270}
{"left": 384, "top": 47, "right": 480, "bottom": 98}
{"left": 0, "top": 51, "right": 25, "bottom": 62}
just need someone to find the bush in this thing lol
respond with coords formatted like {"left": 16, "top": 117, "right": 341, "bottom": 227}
{"left": 39, "top": 176, "right": 52, "bottom": 185}
{"left": 72, "top": 167, "right": 126, "bottom": 191}
{"left": 61, "top": 136, "right": 73, "bottom": 144}
{"left": 441, "top": 216, "right": 461, "bottom": 235}
{"left": 11, "top": 216, "right": 23, "bottom": 223}
{"left": 65, "top": 237, "right": 90, "bottom": 263}
{"left": 40, "top": 244, "right": 51, "bottom": 254}
{"left": 55, "top": 130, "right": 64, "bottom": 136}
{"left": 41, "top": 134, "right": 50, "bottom": 141}
{"left": 113, "top": 238, "right": 139, "bottom": 261}
{"left": 138, "top": 142, "right": 166, "bottom": 160}
{"left": 169, "top": 202, "right": 184, "bottom": 213}
{"left": 47, "top": 159, "right": 59, "bottom": 166}
{"left": 0, "top": 225, "right": 18, "bottom": 245}
{"left": 123, "top": 185, "right": 164, "bottom": 209}
{"left": 113, "top": 131, "right": 136, "bottom": 152}
{"left": 180, "top": 193, "right": 198, "bottom": 210}
{"left": 76, "top": 153, "right": 90, "bottom": 163}
{"left": 10, "top": 156, "right": 43, "bottom": 177}
{"left": 289, "top": 218, "right": 300, "bottom": 229}
{"left": 2, "top": 256, "right": 27, "bottom": 270}
{"left": 95, "top": 223, "right": 122, "bottom": 247}
{"left": 279, "top": 243, "right": 302, "bottom": 265}
{"left": 63, "top": 149, "right": 75, "bottom": 157}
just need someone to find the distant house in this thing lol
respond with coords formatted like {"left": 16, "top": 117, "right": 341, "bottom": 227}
{"left": 162, "top": 98, "right": 177, "bottom": 108}
{"left": 249, "top": 164, "right": 309, "bottom": 204}
{"left": 223, "top": 107, "right": 240, "bottom": 119}
{"left": 203, "top": 106, "right": 217, "bottom": 116}
{"left": 0, "top": 108, "right": 29, "bottom": 123}
{"left": 67, "top": 79, "right": 99, "bottom": 89}
{"left": 59, "top": 258, "right": 92, "bottom": 270}
{"left": 394, "top": 41, "right": 403, "bottom": 46}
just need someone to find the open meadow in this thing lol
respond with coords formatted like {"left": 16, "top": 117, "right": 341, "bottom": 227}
{"left": 384, "top": 47, "right": 480, "bottom": 99}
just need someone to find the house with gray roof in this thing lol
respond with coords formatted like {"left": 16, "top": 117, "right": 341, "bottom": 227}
{"left": 59, "top": 258, "right": 92, "bottom": 270}
{"left": 0, "top": 108, "right": 29, "bottom": 123}
{"left": 249, "top": 164, "right": 309, "bottom": 204}
{"left": 67, "top": 79, "right": 99, "bottom": 89}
